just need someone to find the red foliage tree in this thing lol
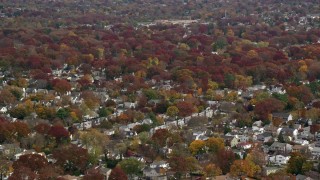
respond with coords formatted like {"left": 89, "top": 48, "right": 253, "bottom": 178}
{"left": 217, "top": 149, "right": 236, "bottom": 174}
{"left": 151, "top": 129, "right": 171, "bottom": 148}
{"left": 52, "top": 144, "right": 89, "bottom": 175}
{"left": 0, "top": 120, "right": 15, "bottom": 143}
{"left": 254, "top": 98, "right": 285, "bottom": 120}
{"left": 109, "top": 166, "right": 128, "bottom": 180}
{"left": 12, "top": 121, "right": 30, "bottom": 139}
{"left": 51, "top": 79, "right": 71, "bottom": 94}
{"left": 48, "top": 125, "right": 69, "bottom": 143}
{"left": 177, "top": 101, "right": 195, "bottom": 117}
{"left": 34, "top": 123, "right": 51, "bottom": 135}
{"left": 9, "top": 166, "right": 37, "bottom": 180}
{"left": 83, "top": 167, "right": 104, "bottom": 180}
{"left": 13, "top": 154, "right": 48, "bottom": 172}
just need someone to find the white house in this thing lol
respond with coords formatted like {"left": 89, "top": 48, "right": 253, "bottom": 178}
{"left": 238, "top": 135, "right": 250, "bottom": 143}
{"left": 124, "top": 102, "right": 138, "bottom": 109}
{"left": 150, "top": 160, "right": 169, "bottom": 169}
{"left": 269, "top": 154, "right": 290, "bottom": 165}
{"left": 294, "top": 139, "right": 309, "bottom": 146}
{"left": 104, "top": 129, "right": 115, "bottom": 136}
{"left": 309, "top": 146, "right": 320, "bottom": 158}
{"left": 299, "top": 126, "right": 311, "bottom": 139}
{"left": 273, "top": 113, "right": 293, "bottom": 122}
{"left": 237, "top": 142, "right": 252, "bottom": 150}
{"left": 0, "top": 107, "right": 8, "bottom": 113}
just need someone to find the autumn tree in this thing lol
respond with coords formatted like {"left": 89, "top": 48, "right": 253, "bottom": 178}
{"left": 0, "top": 89, "right": 17, "bottom": 106}
{"left": 0, "top": 158, "right": 11, "bottom": 180}
{"left": 230, "top": 159, "right": 261, "bottom": 178}
{"left": 245, "top": 145, "right": 267, "bottom": 167}
{"left": 34, "top": 123, "right": 51, "bottom": 135}
{"left": 151, "top": 129, "right": 171, "bottom": 148}
{"left": 234, "top": 75, "right": 253, "bottom": 89}
{"left": 0, "top": 119, "right": 15, "bottom": 143}
{"left": 81, "top": 91, "right": 100, "bottom": 110}
{"left": 80, "top": 129, "right": 109, "bottom": 164}
{"left": 189, "top": 140, "right": 206, "bottom": 155}
{"left": 177, "top": 101, "right": 195, "bottom": 117}
{"left": 10, "top": 154, "right": 61, "bottom": 180}
{"left": 38, "top": 165, "right": 63, "bottom": 180}
{"left": 12, "top": 154, "right": 48, "bottom": 173}
{"left": 217, "top": 149, "right": 236, "bottom": 174}
{"left": 205, "top": 137, "right": 225, "bottom": 154}
{"left": 35, "top": 106, "right": 56, "bottom": 120}
{"left": 12, "top": 121, "right": 30, "bottom": 140}
{"left": 51, "top": 79, "right": 71, "bottom": 95}
{"left": 109, "top": 166, "right": 128, "bottom": 180}
{"left": 254, "top": 98, "right": 285, "bottom": 120}
{"left": 9, "top": 105, "right": 28, "bottom": 119}
{"left": 9, "top": 166, "right": 37, "bottom": 180}
{"left": 204, "top": 163, "right": 222, "bottom": 178}
{"left": 83, "top": 167, "right": 104, "bottom": 180}
{"left": 48, "top": 125, "right": 69, "bottom": 144}
{"left": 286, "top": 85, "right": 314, "bottom": 105}
{"left": 53, "top": 144, "right": 89, "bottom": 175}
{"left": 169, "top": 155, "right": 200, "bottom": 179}
{"left": 166, "top": 106, "right": 179, "bottom": 119}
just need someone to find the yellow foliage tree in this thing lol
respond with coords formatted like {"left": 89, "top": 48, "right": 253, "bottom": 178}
{"left": 230, "top": 159, "right": 261, "bottom": 178}
{"left": 234, "top": 75, "right": 253, "bottom": 89}
{"left": 225, "top": 91, "right": 238, "bottom": 102}
{"left": 204, "top": 163, "right": 222, "bottom": 177}
{"left": 205, "top": 137, "right": 225, "bottom": 153}
{"left": 208, "top": 80, "right": 219, "bottom": 90}
{"left": 80, "top": 129, "right": 109, "bottom": 164}
{"left": 189, "top": 140, "right": 205, "bottom": 155}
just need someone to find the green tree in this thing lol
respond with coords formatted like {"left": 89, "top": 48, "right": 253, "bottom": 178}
{"left": 98, "top": 107, "right": 112, "bottom": 117}
{"left": 224, "top": 73, "right": 235, "bottom": 88}
{"left": 143, "top": 88, "right": 159, "bottom": 100}
{"left": 287, "top": 152, "right": 311, "bottom": 175}
{"left": 56, "top": 108, "right": 70, "bottom": 120}
{"left": 118, "top": 158, "right": 143, "bottom": 178}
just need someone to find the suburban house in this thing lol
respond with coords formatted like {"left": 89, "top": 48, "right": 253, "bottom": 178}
{"left": 224, "top": 135, "right": 240, "bottom": 148}
{"left": 263, "top": 166, "right": 282, "bottom": 176}
{"left": 294, "top": 139, "right": 309, "bottom": 146}
{"left": 150, "top": 160, "right": 169, "bottom": 169}
{"left": 272, "top": 113, "right": 293, "bottom": 122}
{"left": 309, "top": 145, "right": 320, "bottom": 159}
{"left": 269, "top": 154, "right": 290, "bottom": 165}
{"left": 292, "top": 145, "right": 309, "bottom": 154}
{"left": 256, "top": 132, "right": 273, "bottom": 143}
{"left": 0, "top": 143, "right": 22, "bottom": 159}
{"left": 299, "top": 126, "right": 312, "bottom": 139}
{"left": 143, "top": 167, "right": 167, "bottom": 180}
{"left": 278, "top": 127, "right": 298, "bottom": 141}
{"left": 269, "top": 142, "right": 292, "bottom": 154}
{"left": 236, "top": 142, "right": 252, "bottom": 150}
{"left": 238, "top": 134, "right": 250, "bottom": 142}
